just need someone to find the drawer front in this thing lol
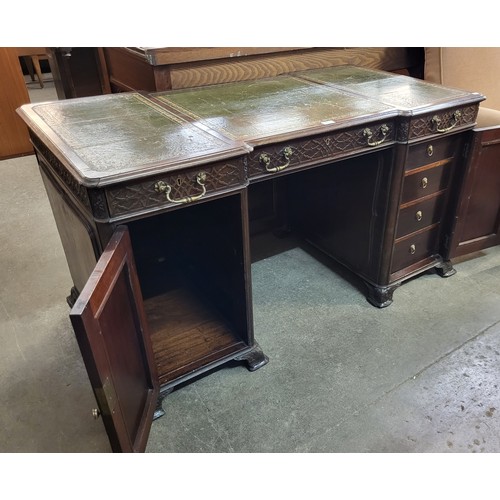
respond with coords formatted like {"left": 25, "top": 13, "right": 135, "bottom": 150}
{"left": 391, "top": 225, "right": 440, "bottom": 273}
{"left": 402, "top": 104, "right": 479, "bottom": 141}
{"left": 396, "top": 194, "right": 446, "bottom": 238}
{"left": 401, "top": 163, "right": 452, "bottom": 204}
{"left": 106, "top": 160, "right": 246, "bottom": 218}
{"left": 247, "top": 121, "right": 395, "bottom": 179}
{"left": 405, "top": 136, "right": 461, "bottom": 172}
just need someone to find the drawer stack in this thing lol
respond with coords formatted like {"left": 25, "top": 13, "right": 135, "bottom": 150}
{"left": 391, "top": 136, "right": 460, "bottom": 278}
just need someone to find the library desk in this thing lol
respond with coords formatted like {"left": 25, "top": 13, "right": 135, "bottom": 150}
{"left": 17, "top": 66, "right": 483, "bottom": 452}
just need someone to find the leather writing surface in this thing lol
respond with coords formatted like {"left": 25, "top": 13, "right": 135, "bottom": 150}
{"left": 26, "top": 93, "right": 245, "bottom": 184}
{"left": 295, "top": 66, "right": 479, "bottom": 111}
{"left": 155, "top": 75, "right": 395, "bottom": 142}
{"left": 18, "top": 67, "right": 483, "bottom": 187}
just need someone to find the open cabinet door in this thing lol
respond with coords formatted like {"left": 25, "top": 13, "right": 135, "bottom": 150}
{"left": 70, "top": 226, "right": 159, "bottom": 452}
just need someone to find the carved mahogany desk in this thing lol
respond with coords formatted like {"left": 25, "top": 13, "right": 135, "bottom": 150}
{"left": 18, "top": 66, "right": 483, "bottom": 452}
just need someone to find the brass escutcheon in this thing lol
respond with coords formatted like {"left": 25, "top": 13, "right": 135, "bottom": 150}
{"left": 409, "top": 244, "right": 416, "bottom": 255}
{"left": 415, "top": 210, "right": 423, "bottom": 221}
{"left": 421, "top": 177, "right": 428, "bottom": 189}
{"left": 427, "top": 145, "right": 434, "bottom": 156}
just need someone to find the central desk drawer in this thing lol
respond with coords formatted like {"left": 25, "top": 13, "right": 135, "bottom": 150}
{"left": 391, "top": 225, "right": 440, "bottom": 273}
{"left": 246, "top": 121, "right": 395, "bottom": 179}
{"left": 396, "top": 194, "right": 446, "bottom": 238}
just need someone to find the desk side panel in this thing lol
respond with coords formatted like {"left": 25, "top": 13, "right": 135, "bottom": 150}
{"left": 39, "top": 164, "right": 99, "bottom": 297}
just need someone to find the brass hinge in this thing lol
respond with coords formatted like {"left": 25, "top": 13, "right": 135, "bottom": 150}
{"left": 94, "top": 376, "right": 116, "bottom": 417}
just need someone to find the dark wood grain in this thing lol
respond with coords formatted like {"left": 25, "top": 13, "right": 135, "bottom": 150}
{"left": 451, "top": 127, "right": 500, "bottom": 257}
{"left": 405, "top": 136, "right": 460, "bottom": 171}
{"left": 401, "top": 163, "right": 452, "bottom": 204}
{"left": 39, "top": 166, "right": 99, "bottom": 293}
{"left": 145, "top": 290, "right": 247, "bottom": 386}
{"left": 396, "top": 193, "right": 446, "bottom": 238}
{"left": 391, "top": 224, "right": 441, "bottom": 274}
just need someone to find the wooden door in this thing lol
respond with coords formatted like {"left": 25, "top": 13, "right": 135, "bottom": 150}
{"left": 449, "top": 128, "right": 500, "bottom": 258}
{"left": 70, "top": 226, "right": 159, "bottom": 452}
{"left": 0, "top": 47, "right": 33, "bottom": 158}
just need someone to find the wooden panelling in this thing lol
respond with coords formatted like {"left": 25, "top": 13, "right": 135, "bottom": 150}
{"left": 98, "top": 47, "right": 423, "bottom": 94}
{"left": 169, "top": 47, "right": 421, "bottom": 90}
{"left": 0, "top": 47, "right": 33, "bottom": 159}
{"left": 451, "top": 128, "right": 500, "bottom": 257}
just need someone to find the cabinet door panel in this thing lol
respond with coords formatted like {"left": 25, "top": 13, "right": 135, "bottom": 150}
{"left": 70, "top": 226, "right": 159, "bottom": 453}
{"left": 460, "top": 141, "right": 500, "bottom": 241}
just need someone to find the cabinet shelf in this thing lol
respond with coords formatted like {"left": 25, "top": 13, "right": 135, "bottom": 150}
{"left": 145, "top": 288, "right": 247, "bottom": 386}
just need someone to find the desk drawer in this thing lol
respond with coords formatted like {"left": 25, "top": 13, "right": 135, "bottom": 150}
{"left": 247, "top": 121, "right": 395, "bottom": 179}
{"left": 406, "top": 104, "right": 479, "bottom": 141}
{"left": 391, "top": 225, "right": 440, "bottom": 273}
{"left": 405, "top": 136, "right": 460, "bottom": 172}
{"left": 401, "top": 163, "right": 452, "bottom": 204}
{"left": 106, "top": 160, "right": 246, "bottom": 218}
{"left": 396, "top": 194, "right": 446, "bottom": 238}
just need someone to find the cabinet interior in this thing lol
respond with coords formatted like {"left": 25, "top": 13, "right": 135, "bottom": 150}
{"left": 127, "top": 193, "right": 250, "bottom": 386}
{"left": 286, "top": 150, "right": 392, "bottom": 282}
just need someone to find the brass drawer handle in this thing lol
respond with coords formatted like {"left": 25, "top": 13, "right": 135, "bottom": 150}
{"left": 259, "top": 147, "right": 293, "bottom": 173}
{"left": 415, "top": 210, "right": 423, "bottom": 222}
{"left": 154, "top": 172, "right": 207, "bottom": 204}
{"left": 363, "top": 124, "right": 390, "bottom": 147}
{"left": 409, "top": 244, "right": 416, "bottom": 255}
{"left": 421, "top": 177, "right": 428, "bottom": 189}
{"left": 427, "top": 145, "right": 434, "bottom": 156}
{"left": 432, "top": 110, "right": 462, "bottom": 133}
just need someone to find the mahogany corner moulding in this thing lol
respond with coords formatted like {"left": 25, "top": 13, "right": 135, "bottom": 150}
{"left": 17, "top": 66, "right": 483, "bottom": 452}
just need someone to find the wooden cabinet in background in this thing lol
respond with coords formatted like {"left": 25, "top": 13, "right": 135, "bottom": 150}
{"left": 47, "top": 47, "right": 110, "bottom": 99}
{"left": 0, "top": 47, "right": 33, "bottom": 159}
{"left": 101, "top": 47, "right": 424, "bottom": 92}
{"left": 47, "top": 47, "right": 425, "bottom": 99}
{"left": 450, "top": 125, "right": 500, "bottom": 257}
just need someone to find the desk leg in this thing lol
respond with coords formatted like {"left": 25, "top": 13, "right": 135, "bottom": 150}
{"left": 365, "top": 282, "right": 400, "bottom": 308}
{"left": 235, "top": 343, "right": 269, "bottom": 371}
{"left": 435, "top": 260, "right": 457, "bottom": 278}
{"left": 154, "top": 388, "right": 174, "bottom": 420}
{"left": 67, "top": 286, "right": 80, "bottom": 308}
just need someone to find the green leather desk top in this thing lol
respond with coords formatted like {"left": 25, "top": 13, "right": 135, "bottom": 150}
{"left": 154, "top": 75, "right": 396, "bottom": 144}
{"left": 18, "top": 66, "right": 484, "bottom": 187}
{"left": 294, "top": 66, "right": 481, "bottom": 112}
{"left": 18, "top": 93, "right": 249, "bottom": 186}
